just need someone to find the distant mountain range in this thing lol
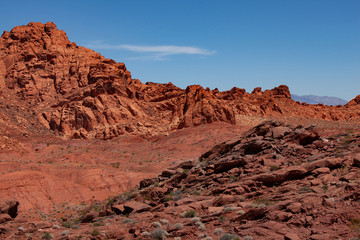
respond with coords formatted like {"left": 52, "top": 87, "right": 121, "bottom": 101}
{"left": 291, "top": 94, "right": 348, "bottom": 106}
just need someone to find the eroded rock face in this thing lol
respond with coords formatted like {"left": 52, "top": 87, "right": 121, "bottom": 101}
{"left": 0, "top": 22, "right": 238, "bottom": 139}
{"left": 1, "top": 22, "right": 360, "bottom": 140}
{"left": 346, "top": 95, "right": 360, "bottom": 106}
{"left": 0, "top": 22, "right": 243, "bottom": 139}
{"left": 178, "top": 85, "right": 235, "bottom": 129}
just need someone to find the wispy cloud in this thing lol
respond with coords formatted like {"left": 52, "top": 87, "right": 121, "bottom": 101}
{"left": 86, "top": 42, "right": 216, "bottom": 60}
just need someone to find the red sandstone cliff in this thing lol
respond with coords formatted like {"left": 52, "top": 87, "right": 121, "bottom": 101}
{"left": 0, "top": 22, "right": 359, "bottom": 139}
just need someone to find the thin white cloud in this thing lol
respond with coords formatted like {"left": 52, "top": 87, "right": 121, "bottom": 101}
{"left": 86, "top": 42, "right": 216, "bottom": 60}
{"left": 119, "top": 44, "right": 216, "bottom": 56}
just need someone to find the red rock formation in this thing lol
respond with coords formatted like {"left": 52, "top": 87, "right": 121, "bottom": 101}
{"left": 178, "top": 85, "right": 235, "bottom": 129}
{"left": 346, "top": 95, "right": 360, "bottom": 106}
{"left": 2, "top": 22, "right": 360, "bottom": 240}
{"left": 0, "top": 22, "right": 359, "bottom": 139}
{"left": 265, "top": 85, "right": 291, "bottom": 98}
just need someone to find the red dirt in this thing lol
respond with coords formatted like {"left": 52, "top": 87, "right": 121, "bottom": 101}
{"left": 0, "top": 122, "right": 246, "bottom": 214}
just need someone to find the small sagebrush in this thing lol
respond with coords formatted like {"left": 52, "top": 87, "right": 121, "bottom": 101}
{"left": 151, "top": 228, "right": 168, "bottom": 240}
{"left": 180, "top": 210, "right": 196, "bottom": 218}
{"left": 219, "top": 233, "right": 240, "bottom": 240}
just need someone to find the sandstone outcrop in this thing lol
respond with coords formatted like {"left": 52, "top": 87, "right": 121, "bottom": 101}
{"left": 1, "top": 22, "right": 360, "bottom": 140}
{"left": 346, "top": 95, "right": 360, "bottom": 106}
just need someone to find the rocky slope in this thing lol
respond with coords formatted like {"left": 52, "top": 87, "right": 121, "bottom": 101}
{"left": 0, "top": 22, "right": 360, "bottom": 140}
{"left": 1, "top": 121, "right": 359, "bottom": 239}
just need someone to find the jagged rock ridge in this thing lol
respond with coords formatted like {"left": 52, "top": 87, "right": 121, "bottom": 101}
{"left": 1, "top": 22, "right": 360, "bottom": 139}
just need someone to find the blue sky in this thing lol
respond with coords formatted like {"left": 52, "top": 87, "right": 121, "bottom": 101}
{"left": 1, "top": 1, "right": 359, "bottom": 100}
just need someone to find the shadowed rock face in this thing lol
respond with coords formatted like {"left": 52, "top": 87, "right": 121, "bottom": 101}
{"left": 0, "top": 200, "right": 19, "bottom": 218}
{"left": 1, "top": 22, "right": 360, "bottom": 140}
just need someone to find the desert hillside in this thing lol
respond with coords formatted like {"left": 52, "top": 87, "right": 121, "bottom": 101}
{"left": 0, "top": 22, "right": 359, "bottom": 240}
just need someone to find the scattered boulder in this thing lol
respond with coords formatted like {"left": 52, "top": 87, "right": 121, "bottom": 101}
{"left": 284, "top": 233, "right": 301, "bottom": 240}
{"left": 112, "top": 201, "right": 151, "bottom": 215}
{"left": 140, "top": 177, "right": 157, "bottom": 189}
{"left": 0, "top": 214, "right": 12, "bottom": 224}
{"left": 213, "top": 157, "right": 246, "bottom": 173}
{"left": 176, "top": 160, "right": 195, "bottom": 170}
{"left": 296, "top": 130, "right": 320, "bottom": 145}
{"left": 234, "top": 208, "right": 269, "bottom": 221}
{"left": 161, "top": 169, "right": 177, "bottom": 178}
{"left": 312, "top": 167, "right": 330, "bottom": 176}
{"left": 353, "top": 153, "right": 360, "bottom": 167}
{"left": 253, "top": 166, "right": 307, "bottom": 185}
{"left": 81, "top": 212, "right": 97, "bottom": 223}
{"left": 212, "top": 195, "right": 238, "bottom": 207}
{"left": 272, "top": 126, "right": 291, "bottom": 139}
{"left": 0, "top": 199, "right": 19, "bottom": 218}
{"left": 242, "top": 140, "right": 271, "bottom": 155}
{"left": 286, "top": 203, "right": 302, "bottom": 214}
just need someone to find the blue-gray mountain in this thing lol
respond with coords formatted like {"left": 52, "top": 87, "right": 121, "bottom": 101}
{"left": 291, "top": 94, "right": 348, "bottom": 106}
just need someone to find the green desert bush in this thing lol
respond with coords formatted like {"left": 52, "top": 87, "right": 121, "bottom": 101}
{"left": 181, "top": 210, "right": 196, "bottom": 218}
